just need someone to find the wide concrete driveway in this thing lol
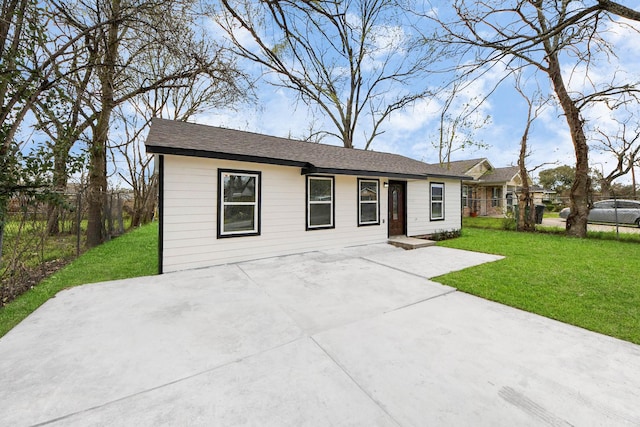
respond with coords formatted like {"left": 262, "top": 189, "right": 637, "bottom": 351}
{"left": 2, "top": 244, "right": 640, "bottom": 426}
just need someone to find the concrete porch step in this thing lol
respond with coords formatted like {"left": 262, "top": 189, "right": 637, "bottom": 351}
{"left": 387, "top": 236, "right": 436, "bottom": 250}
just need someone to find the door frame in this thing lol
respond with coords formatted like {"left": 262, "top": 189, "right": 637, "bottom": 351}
{"left": 387, "top": 180, "right": 407, "bottom": 237}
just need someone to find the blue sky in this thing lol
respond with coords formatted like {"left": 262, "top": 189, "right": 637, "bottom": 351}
{"left": 14, "top": 1, "right": 639, "bottom": 190}
{"left": 193, "top": 1, "right": 640, "bottom": 185}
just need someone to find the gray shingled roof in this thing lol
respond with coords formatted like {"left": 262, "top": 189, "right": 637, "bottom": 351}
{"left": 479, "top": 166, "right": 520, "bottom": 183}
{"left": 441, "top": 158, "right": 488, "bottom": 175}
{"left": 145, "top": 118, "right": 468, "bottom": 179}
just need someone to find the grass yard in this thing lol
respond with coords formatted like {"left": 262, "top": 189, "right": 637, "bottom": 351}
{"left": 435, "top": 228, "right": 640, "bottom": 345}
{"left": 0, "top": 222, "right": 158, "bottom": 338}
{"left": 463, "top": 215, "right": 514, "bottom": 230}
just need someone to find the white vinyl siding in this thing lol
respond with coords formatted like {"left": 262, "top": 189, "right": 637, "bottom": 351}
{"left": 160, "top": 155, "right": 464, "bottom": 272}
{"left": 406, "top": 179, "right": 461, "bottom": 237}
{"left": 161, "top": 155, "right": 390, "bottom": 272}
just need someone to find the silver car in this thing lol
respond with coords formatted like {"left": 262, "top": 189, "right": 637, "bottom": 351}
{"left": 559, "top": 199, "right": 640, "bottom": 227}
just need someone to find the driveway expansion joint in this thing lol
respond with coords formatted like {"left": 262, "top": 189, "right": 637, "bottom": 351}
{"left": 29, "top": 336, "right": 305, "bottom": 427}
{"left": 310, "top": 336, "right": 403, "bottom": 427}
{"left": 384, "top": 288, "right": 458, "bottom": 314}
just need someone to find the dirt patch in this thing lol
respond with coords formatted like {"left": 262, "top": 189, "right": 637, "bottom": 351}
{"left": 1, "top": 259, "right": 70, "bottom": 307}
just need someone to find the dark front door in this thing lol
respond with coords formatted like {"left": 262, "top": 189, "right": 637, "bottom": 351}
{"left": 388, "top": 181, "right": 405, "bottom": 236}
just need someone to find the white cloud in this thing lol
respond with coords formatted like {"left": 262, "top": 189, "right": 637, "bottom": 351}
{"left": 385, "top": 98, "right": 441, "bottom": 132}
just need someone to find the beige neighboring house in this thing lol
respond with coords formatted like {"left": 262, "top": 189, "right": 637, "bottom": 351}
{"left": 445, "top": 158, "right": 551, "bottom": 217}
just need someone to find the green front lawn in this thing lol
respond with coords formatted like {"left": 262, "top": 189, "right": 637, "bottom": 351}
{"left": 435, "top": 228, "right": 640, "bottom": 344}
{"left": 0, "top": 222, "right": 158, "bottom": 338}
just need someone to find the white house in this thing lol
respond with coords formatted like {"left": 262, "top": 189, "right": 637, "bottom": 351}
{"left": 145, "top": 119, "right": 469, "bottom": 273}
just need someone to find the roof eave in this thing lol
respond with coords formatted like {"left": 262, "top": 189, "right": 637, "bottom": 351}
{"left": 428, "top": 173, "right": 470, "bottom": 180}
{"left": 148, "top": 144, "right": 467, "bottom": 181}
{"left": 146, "top": 145, "right": 307, "bottom": 168}
{"left": 301, "top": 165, "right": 427, "bottom": 179}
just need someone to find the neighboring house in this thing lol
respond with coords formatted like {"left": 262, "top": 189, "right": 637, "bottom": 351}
{"left": 529, "top": 185, "right": 559, "bottom": 206}
{"left": 145, "top": 119, "right": 468, "bottom": 273}
{"left": 445, "top": 158, "right": 548, "bottom": 217}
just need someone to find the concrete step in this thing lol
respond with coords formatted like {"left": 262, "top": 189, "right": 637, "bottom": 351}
{"left": 387, "top": 236, "right": 436, "bottom": 250}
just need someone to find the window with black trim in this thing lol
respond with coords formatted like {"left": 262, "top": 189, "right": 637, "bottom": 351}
{"left": 358, "top": 178, "right": 379, "bottom": 226}
{"left": 218, "top": 169, "right": 261, "bottom": 237}
{"left": 430, "top": 182, "right": 444, "bottom": 220}
{"left": 307, "top": 176, "right": 334, "bottom": 229}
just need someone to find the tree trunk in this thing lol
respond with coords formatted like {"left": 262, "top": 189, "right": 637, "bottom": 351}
{"left": 517, "top": 151, "right": 534, "bottom": 232}
{"left": 86, "top": 124, "right": 108, "bottom": 247}
{"left": 546, "top": 52, "right": 590, "bottom": 237}
{"left": 142, "top": 175, "right": 158, "bottom": 224}
{"left": 45, "top": 148, "right": 70, "bottom": 235}
{"left": 86, "top": 0, "right": 120, "bottom": 248}
{"left": 0, "top": 196, "right": 7, "bottom": 267}
{"left": 600, "top": 180, "right": 611, "bottom": 199}
{"left": 516, "top": 84, "right": 535, "bottom": 232}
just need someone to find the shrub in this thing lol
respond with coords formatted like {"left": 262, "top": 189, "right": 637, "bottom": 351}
{"left": 429, "top": 229, "right": 462, "bottom": 241}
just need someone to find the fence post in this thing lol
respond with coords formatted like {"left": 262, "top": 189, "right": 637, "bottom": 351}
{"left": 116, "top": 193, "right": 124, "bottom": 235}
{"left": 0, "top": 195, "right": 7, "bottom": 268}
{"left": 76, "top": 192, "right": 81, "bottom": 257}
{"left": 106, "top": 192, "right": 113, "bottom": 241}
{"left": 613, "top": 192, "right": 619, "bottom": 240}
{"left": 0, "top": 215, "right": 4, "bottom": 269}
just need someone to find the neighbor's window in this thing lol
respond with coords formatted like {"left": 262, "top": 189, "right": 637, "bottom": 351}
{"left": 491, "top": 187, "right": 502, "bottom": 207}
{"left": 358, "top": 179, "right": 379, "bottom": 226}
{"left": 462, "top": 185, "right": 469, "bottom": 207}
{"left": 431, "top": 182, "right": 444, "bottom": 220}
{"left": 506, "top": 192, "right": 514, "bottom": 207}
{"left": 307, "top": 176, "right": 334, "bottom": 229}
{"left": 218, "top": 169, "right": 261, "bottom": 237}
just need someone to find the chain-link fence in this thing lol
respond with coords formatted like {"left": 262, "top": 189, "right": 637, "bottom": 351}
{"left": 463, "top": 194, "right": 640, "bottom": 217}
{"left": 0, "top": 190, "right": 130, "bottom": 306}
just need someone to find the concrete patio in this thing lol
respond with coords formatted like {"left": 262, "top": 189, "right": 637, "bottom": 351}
{"left": 1, "top": 243, "right": 639, "bottom": 426}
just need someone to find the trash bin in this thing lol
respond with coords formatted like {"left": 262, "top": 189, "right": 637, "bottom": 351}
{"left": 535, "top": 204, "right": 545, "bottom": 224}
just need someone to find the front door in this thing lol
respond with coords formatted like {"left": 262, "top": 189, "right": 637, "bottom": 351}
{"left": 388, "top": 181, "right": 405, "bottom": 236}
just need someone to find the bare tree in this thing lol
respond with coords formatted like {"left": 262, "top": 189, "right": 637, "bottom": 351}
{"left": 110, "top": 111, "right": 156, "bottom": 228}
{"left": 597, "top": 1, "right": 640, "bottom": 21}
{"left": 52, "top": 0, "right": 246, "bottom": 247}
{"left": 592, "top": 117, "right": 640, "bottom": 198}
{"left": 213, "top": 0, "right": 436, "bottom": 149}
{"left": 30, "top": 35, "right": 96, "bottom": 235}
{"left": 112, "top": 53, "right": 247, "bottom": 227}
{"left": 434, "top": 77, "right": 491, "bottom": 165}
{"left": 513, "top": 75, "right": 550, "bottom": 231}
{"left": 426, "top": 0, "right": 640, "bottom": 237}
